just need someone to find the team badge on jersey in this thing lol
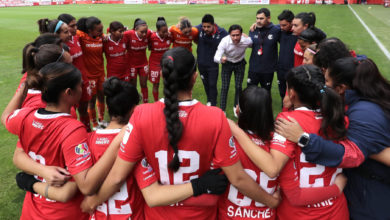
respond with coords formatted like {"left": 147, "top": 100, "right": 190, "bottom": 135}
{"left": 268, "top": 34, "right": 273, "bottom": 40}
{"left": 229, "top": 137, "right": 237, "bottom": 158}
{"left": 75, "top": 143, "right": 89, "bottom": 155}
{"left": 109, "top": 46, "right": 113, "bottom": 50}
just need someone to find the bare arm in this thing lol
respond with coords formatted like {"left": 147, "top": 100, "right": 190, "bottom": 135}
{"left": 140, "top": 181, "right": 193, "bottom": 207}
{"left": 13, "top": 147, "right": 70, "bottom": 186}
{"left": 222, "top": 161, "right": 280, "bottom": 208}
{"left": 32, "top": 181, "right": 78, "bottom": 203}
{"left": 73, "top": 128, "right": 125, "bottom": 195}
{"left": 1, "top": 83, "right": 24, "bottom": 126}
{"left": 228, "top": 119, "right": 289, "bottom": 178}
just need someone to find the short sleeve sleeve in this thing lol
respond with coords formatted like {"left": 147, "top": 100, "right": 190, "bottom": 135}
{"left": 134, "top": 158, "right": 158, "bottom": 189}
{"left": 62, "top": 126, "right": 93, "bottom": 175}
{"left": 5, "top": 108, "right": 34, "bottom": 135}
{"left": 118, "top": 108, "right": 144, "bottom": 163}
{"left": 270, "top": 113, "right": 296, "bottom": 158}
{"left": 212, "top": 113, "right": 239, "bottom": 167}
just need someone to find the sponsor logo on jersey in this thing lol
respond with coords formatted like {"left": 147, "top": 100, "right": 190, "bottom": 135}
{"left": 95, "top": 137, "right": 110, "bottom": 145}
{"left": 251, "top": 137, "right": 264, "bottom": 146}
{"left": 154, "top": 42, "right": 158, "bottom": 45}
{"left": 75, "top": 143, "right": 89, "bottom": 155}
{"left": 32, "top": 120, "right": 44, "bottom": 129}
{"left": 85, "top": 43, "right": 102, "bottom": 48}
{"left": 178, "top": 110, "right": 188, "bottom": 118}
{"left": 71, "top": 51, "right": 82, "bottom": 59}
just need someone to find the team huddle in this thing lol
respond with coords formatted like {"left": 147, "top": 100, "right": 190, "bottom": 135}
{"left": 1, "top": 7, "right": 390, "bottom": 220}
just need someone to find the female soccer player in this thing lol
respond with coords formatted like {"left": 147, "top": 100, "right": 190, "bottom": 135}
{"left": 302, "top": 44, "right": 317, "bottom": 65}
{"left": 2, "top": 63, "right": 121, "bottom": 220}
{"left": 80, "top": 47, "right": 280, "bottom": 219}
{"left": 124, "top": 18, "right": 152, "bottom": 103}
{"left": 149, "top": 17, "right": 171, "bottom": 102}
{"left": 37, "top": 18, "right": 71, "bottom": 43}
{"left": 104, "top": 21, "right": 128, "bottom": 82}
{"left": 275, "top": 58, "right": 390, "bottom": 220}
{"left": 77, "top": 16, "right": 105, "bottom": 129}
{"left": 297, "top": 28, "right": 325, "bottom": 52}
{"left": 58, "top": 13, "right": 92, "bottom": 131}
{"left": 169, "top": 16, "right": 198, "bottom": 52}
{"left": 229, "top": 65, "right": 349, "bottom": 219}
{"left": 222, "top": 86, "right": 347, "bottom": 220}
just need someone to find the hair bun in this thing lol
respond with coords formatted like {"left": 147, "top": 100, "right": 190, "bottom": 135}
{"left": 103, "top": 77, "right": 122, "bottom": 98}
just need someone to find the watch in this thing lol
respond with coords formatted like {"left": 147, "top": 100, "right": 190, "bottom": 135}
{"left": 298, "top": 132, "right": 310, "bottom": 148}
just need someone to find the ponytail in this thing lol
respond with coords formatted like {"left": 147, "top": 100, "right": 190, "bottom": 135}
{"left": 161, "top": 47, "right": 196, "bottom": 172}
{"left": 37, "top": 18, "right": 50, "bottom": 34}
{"left": 295, "top": 12, "right": 316, "bottom": 29}
{"left": 133, "top": 18, "right": 147, "bottom": 30}
{"left": 156, "top": 17, "right": 167, "bottom": 31}
{"left": 77, "top": 17, "right": 88, "bottom": 33}
{"left": 37, "top": 19, "right": 63, "bottom": 34}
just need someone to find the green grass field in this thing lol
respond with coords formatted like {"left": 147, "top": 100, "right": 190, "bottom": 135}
{"left": 0, "top": 4, "right": 389, "bottom": 219}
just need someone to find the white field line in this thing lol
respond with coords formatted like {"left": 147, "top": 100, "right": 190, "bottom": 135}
{"left": 348, "top": 4, "right": 390, "bottom": 60}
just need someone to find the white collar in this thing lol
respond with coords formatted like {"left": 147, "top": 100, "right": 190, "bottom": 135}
{"left": 34, "top": 111, "right": 70, "bottom": 119}
{"left": 159, "top": 98, "right": 199, "bottom": 106}
{"left": 96, "top": 128, "right": 121, "bottom": 134}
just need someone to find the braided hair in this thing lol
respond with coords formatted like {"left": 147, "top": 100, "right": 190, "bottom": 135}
{"left": 287, "top": 65, "right": 346, "bottom": 140}
{"left": 160, "top": 47, "right": 196, "bottom": 172}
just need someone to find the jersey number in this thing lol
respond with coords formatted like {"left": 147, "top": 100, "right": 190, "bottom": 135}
{"left": 228, "top": 169, "right": 277, "bottom": 207}
{"left": 97, "top": 182, "right": 132, "bottom": 215}
{"left": 155, "top": 150, "right": 199, "bottom": 185}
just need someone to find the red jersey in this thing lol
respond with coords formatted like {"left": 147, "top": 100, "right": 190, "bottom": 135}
{"left": 77, "top": 30, "right": 104, "bottom": 77}
{"left": 88, "top": 129, "right": 156, "bottom": 220}
{"left": 169, "top": 25, "right": 198, "bottom": 52}
{"left": 66, "top": 35, "right": 89, "bottom": 87}
{"left": 149, "top": 32, "right": 172, "bottom": 67}
{"left": 118, "top": 100, "right": 239, "bottom": 219}
{"left": 103, "top": 36, "right": 128, "bottom": 79}
{"left": 123, "top": 29, "right": 152, "bottom": 68}
{"left": 294, "top": 42, "right": 304, "bottom": 67}
{"left": 271, "top": 107, "right": 348, "bottom": 220}
{"left": 218, "top": 133, "right": 277, "bottom": 220}
{"left": 6, "top": 107, "right": 93, "bottom": 220}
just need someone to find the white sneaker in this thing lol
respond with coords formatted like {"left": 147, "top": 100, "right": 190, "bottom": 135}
{"left": 233, "top": 106, "right": 238, "bottom": 118}
{"left": 206, "top": 102, "right": 211, "bottom": 106}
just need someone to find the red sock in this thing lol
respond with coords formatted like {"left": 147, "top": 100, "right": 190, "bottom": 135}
{"left": 141, "top": 87, "right": 148, "bottom": 103}
{"left": 80, "top": 115, "right": 91, "bottom": 132}
{"left": 88, "top": 107, "right": 97, "bottom": 127}
{"left": 97, "top": 101, "right": 105, "bottom": 121}
{"left": 153, "top": 90, "right": 159, "bottom": 102}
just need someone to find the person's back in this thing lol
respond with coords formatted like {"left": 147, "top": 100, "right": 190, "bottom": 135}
{"left": 121, "top": 100, "right": 236, "bottom": 219}
{"left": 6, "top": 107, "right": 90, "bottom": 220}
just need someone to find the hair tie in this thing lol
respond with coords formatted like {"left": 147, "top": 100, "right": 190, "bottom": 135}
{"left": 307, "top": 48, "right": 317, "bottom": 55}
{"left": 54, "top": 20, "right": 64, "bottom": 33}
{"left": 56, "top": 48, "right": 65, "bottom": 62}
{"left": 320, "top": 89, "right": 325, "bottom": 94}
{"left": 167, "top": 56, "right": 174, "bottom": 61}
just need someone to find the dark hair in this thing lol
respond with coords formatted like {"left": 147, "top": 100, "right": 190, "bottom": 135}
{"left": 179, "top": 17, "right": 192, "bottom": 31}
{"left": 39, "top": 62, "right": 81, "bottom": 104}
{"left": 156, "top": 17, "right": 167, "bottom": 31}
{"left": 354, "top": 58, "right": 390, "bottom": 118}
{"left": 295, "top": 12, "right": 316, "bottom": 28}
{"left": 313, "top": 37, "right": 351, "bottom": 69}
{"left": 103, "top": 77, "right": 140, "bottom": 124}
{"left": 278, "top": 9, "right": 294, "bottom": 22}
{"left": 133, "top": 18, "right": 147, "bottom": 30}
{"left": 228, "top": 24, "right": 243, "bottom": 34}
{"left": 109, "top": 21, "right": 124, "bottom": 32}
{"left": 58, "top": 13, "right": 75, "bottom": 24}
{"left": 328, "top": 57, "right": 357, "bottom": 88}
{"left": 25, "top": 44, "right": 65, "bottom": 91}
{"left": 77, "top": 16, "right": 101, "bottom": 33}
{"left": 37, "top": 19, "right": 64, "bottom": 34}
{"left": 298, "top": 27, "right": 326, "bottom": 44}
{"left": 287, "top": 65, "right": 346, "bottom": 140}
{"left": 22, "top": 33, "right": 61, "bottom": 74}
{"left": 202, "top": 14, "right": 214, "bottom": 24}
{"left": 256, "top": 8, "right": 270, "bottom": 17}
{"left": 238, "top": 86, "right": 274, "bottom": 141}
{"left": 160, "top": 47, "right": 197, "bottom": 172}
